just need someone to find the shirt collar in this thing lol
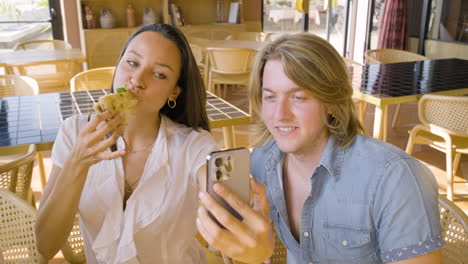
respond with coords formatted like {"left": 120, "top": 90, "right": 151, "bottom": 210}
{"left": 264, "top": 136, "right": 345, "bottom": 180}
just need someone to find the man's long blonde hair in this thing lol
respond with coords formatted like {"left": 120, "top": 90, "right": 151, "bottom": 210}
{"left": 249, "top": 33, "right": 363, "bottom": 148}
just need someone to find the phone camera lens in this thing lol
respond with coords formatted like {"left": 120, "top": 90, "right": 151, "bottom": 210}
{"left": 215, "top": 157, "right": 223, "bottom": 167}
{"left": 216, "top": 170, "right": 223, "bottom": 180}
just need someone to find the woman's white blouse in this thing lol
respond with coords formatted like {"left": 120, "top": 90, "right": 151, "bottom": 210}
{"left": 52, "top": 114, "right": 218, "bottom": 264}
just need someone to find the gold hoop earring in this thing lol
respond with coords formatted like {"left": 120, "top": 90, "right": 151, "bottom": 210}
{"left": 167, "top": 98, "right": 176, "bottom": 109}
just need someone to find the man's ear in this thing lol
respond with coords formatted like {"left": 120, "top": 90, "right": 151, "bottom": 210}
{"left": 170, "top": 86, "right": 182, "bottom": 100}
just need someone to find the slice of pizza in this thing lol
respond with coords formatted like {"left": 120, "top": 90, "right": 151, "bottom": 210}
{"left": 93, "top": 85, "right": 138, "bottom": 125}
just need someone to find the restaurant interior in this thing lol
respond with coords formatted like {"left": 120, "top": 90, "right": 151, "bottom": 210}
{"left": 0, "top": 0, "right": 467, "bottom": 263}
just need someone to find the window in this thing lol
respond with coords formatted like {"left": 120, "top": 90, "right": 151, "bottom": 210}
{"left": 427, "top": 0, "right": 468, "bottom": 43}
{"left": 0, "top": 0, "right": 62, "bottom": 51}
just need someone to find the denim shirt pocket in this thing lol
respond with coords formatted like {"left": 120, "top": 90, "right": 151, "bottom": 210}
{"left": 320, "top": 223, "right": 379, "bottom": 263}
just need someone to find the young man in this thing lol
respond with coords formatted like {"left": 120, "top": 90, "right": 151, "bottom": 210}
{"left": 197, "top": 33, "right": 443, "bottom": 264}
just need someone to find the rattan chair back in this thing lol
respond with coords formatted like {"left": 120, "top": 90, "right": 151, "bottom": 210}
{"left": 14, "top": 40, "right": 72, "bottom": 51}
{"left": 419, "top": 94, "right": 468, "bottom": 137}
{"left": 0, "top": 63, "right": 13, "bottom": 75}
{"left": 365, "top": 49, "right": 428, "bottom": 64}
{"left": 0, "top": 74, "right": 39, "bottom": 97}
{"left": 0, "top": 144, "right": 36, "bottom": 202}
{"left": 70, "top": 67, "right": 115, "bottom": 92}
{"left": 439, "top": 195, "right": 468, "bottom": 263}
{"left": 12, "top": 59, "right": 81, "bottom": 93}
{"left": 0, "top": 189, "right": 47, "bottom": 263}
{"left": 60, "top": 214, "right": 86, "bottom": 264}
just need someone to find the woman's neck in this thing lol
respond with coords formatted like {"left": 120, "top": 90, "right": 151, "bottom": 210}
{"left": 124, "top": 113, "right": 161, "bottom": 148}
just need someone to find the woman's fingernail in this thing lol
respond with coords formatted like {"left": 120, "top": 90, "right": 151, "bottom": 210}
{"left": 198, "top": 207, "right": 204, "bottom": 215}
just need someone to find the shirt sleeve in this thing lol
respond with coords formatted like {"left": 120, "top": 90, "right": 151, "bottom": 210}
{"left": 185, "top": 130, "right": 218, "bottom": 186}
{"left": 51, "top": 115, "right": 84, "bottom": 168}
{"left": 373, "top": 157, "right": 444, "bottom": 262}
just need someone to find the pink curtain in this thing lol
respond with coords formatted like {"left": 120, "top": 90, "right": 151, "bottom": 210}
{"left": 377, "top": 0, "right": 407, "bottom": 49}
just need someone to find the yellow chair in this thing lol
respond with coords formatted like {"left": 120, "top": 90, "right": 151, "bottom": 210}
{"left": 439, "top": 195, "right": 468, "bottom": 263}
{"left": 343, "top": 58, "right": 367, "bottom": 125}
{"left": 14, "top": 40, "right": 72, "bottom": 50}
{"left": 0, "top": 74, "right": 39, "bottom": 97}
{"left": 0, "top": 144, "right": 36, "bottom": 206}
{"left": 365, "top": 49, "right": 428, "bottom": 128}
{"left": 406, "top": 95, "right": 468, "bottom": 201}
{"left": 189, "top": 44, "right": 206, "bottom": 82}
{"left": 226, "top": 32, "right": 272, "bottom": 42}
{"left": 0, "top": 77, "right": 47, "bottom": 190}
{"left": 0, "top": 189, "right": 47, "bottom": 263}
{"left": 0, "top": 63, "right": 12, "bottom": 75}
{"left": 60, "top": 214, "right": 86, "bottom": 264}
{"left": 206, "top": 47, "right": 256, "bottom": 98}
{"left": 70, "top": 66, "right": 115, "bottom": 92}
{"left": 12, "top": 59, "right": 82, "bottom": 93}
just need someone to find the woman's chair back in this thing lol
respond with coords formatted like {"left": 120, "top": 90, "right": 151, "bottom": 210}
{"left": 364, "top": 49, "right": 428, "bottom": 64}
{"left": 0, "top": 189, "right": 47, "bottom": 263}
{"left": 439, "top": 196, "right": 468, "bottom": 263}
{"left": 0, "top": 144, "right": 36, "bottom": 204}
{"left": 70, "top": 67, "right": 115, "bottom": 92}
{"left": 0, "top": 63, "right": 13, "bottom": 75}
{"left": 0, "top": 75, "right": 39, "bottom": 97}
{"left": 14, "top": 40, "right": 72, "bottom": 50}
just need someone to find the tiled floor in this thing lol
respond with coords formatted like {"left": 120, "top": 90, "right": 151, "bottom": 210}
{"left": 31, "top": 84, "right": 467, "bottom": 263}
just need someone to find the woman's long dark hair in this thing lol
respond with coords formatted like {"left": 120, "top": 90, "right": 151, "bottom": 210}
{"left": 112, "top": 23, "right": 210, "bottom": 132}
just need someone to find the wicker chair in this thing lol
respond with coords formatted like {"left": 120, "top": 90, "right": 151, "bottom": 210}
{"left": 0, "top": 189, "right": 47, "bottom": 263}
{"left": 0, "top": 74, "right": 39, "bottom": 97}
{"left": 206, "top": 47, "right": 256, "bottom": 98}
{"left": 0, "top": 76, "right": 47, "bottom": 189}
{"left": 189, "top": 44, "right": 206, "bottom": 82}
{"left": 343, "top": 58, "right": 368, "bottom": 125}
{"left": 13, "top": 40, "right": 72, "bottom": 50}
{"left": 0, "top": 144, "right": 36, "bottom": 207}
{"left": 70, "top": 66, "right": 115, "bottom": 92}
{"left": 365, "top": 49, "right": 428, "bottom": 128}
{"left": 12, "top": 59, "right": 82, "bottom": 93}
{"left": 439, "top": 195, "right": 468, "bottom": 263}
{"left": 0, "top": 63, "right": 13, "bottom": 75}
{"left": 406, "top": 95, "right": 468, "bottom": 201}
{"left": 60, "top": 214, "right": 86, "bottom": 264}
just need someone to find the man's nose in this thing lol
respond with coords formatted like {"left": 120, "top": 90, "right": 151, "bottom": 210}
{"left": 275, "top": 98, "right": 292, "bottom": 119}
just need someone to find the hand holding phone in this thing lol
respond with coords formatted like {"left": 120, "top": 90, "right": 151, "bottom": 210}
{"left": 206, "top": 148, "right": 251, "bottom": 223}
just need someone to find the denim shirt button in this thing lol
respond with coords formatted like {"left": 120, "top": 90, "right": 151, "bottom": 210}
{"left": 342, "top": 240, "right": 348, "bottom": 246}
{"left": 303, "top": 231, "right": 309, "bottom": 237}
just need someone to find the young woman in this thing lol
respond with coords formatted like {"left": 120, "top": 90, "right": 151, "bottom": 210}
{"left": 36, "top": 24, "right": 218, "bottom": 263}
{"left": 197, "top": 33, "right": 443, "bottom": 264}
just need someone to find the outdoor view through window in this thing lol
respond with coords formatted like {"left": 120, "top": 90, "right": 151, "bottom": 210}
{"left": 0, "top": 0, "right": 52, "bottom": 51}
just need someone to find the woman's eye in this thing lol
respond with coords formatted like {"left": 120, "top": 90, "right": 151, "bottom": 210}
{"left": 263, "top": 95, "right": 274, "bottom": 101}
{"left": 153, "top": 72, "right": 167, "bottom": 79}
{"left": 292, "top": 96, "right": 304, "bottom": 101}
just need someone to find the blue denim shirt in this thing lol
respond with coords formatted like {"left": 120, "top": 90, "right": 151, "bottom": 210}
{"left": 251, "top": 134, "right": 444, "bottom": 264}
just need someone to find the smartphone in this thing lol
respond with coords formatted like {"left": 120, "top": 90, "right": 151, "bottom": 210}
{"left": 206, "top": 147, "right": 251, "bottom": 225}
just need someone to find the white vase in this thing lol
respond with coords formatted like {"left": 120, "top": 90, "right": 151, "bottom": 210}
{"left": 143, "top": 8, "right": 159, "bottom": 25}
{"left": 100, "top": 8, "right": 115, "bottom": 29}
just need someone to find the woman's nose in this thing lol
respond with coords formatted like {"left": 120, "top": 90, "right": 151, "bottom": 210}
{"left": 128, "top": 69, "right": 145, "bottom": 91}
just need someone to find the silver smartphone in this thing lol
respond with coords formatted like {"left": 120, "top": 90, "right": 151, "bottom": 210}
{"left": 206, "top": 147, "right": 251, "bottom": 224}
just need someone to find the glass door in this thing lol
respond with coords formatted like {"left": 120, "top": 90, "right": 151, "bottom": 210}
{"left": 263, "top": 0, "right": 304, "bottom": 33}
{"left": 308, "top": 0, "right": 353, "bottom": 56}
{"left": 0, "top": 0, "right": 62, "bottom": 51}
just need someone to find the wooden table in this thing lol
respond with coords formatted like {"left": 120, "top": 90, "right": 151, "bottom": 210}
{"left": 0, "top": 90, "right": 250, "bottom": 154}
{"left": 0, "top": 49, "right": 86, "bottom": 65}
{"left": 350, "top": 59, "right": 468, "bottom": 141}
